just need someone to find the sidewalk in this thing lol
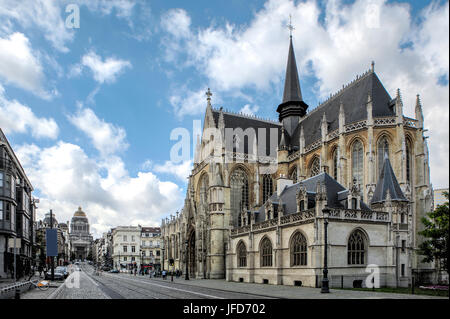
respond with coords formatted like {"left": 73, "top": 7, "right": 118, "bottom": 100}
{"left": 125, "top": 274, "right": 447, "bottom": 299}
{"left": 0, "top": 274, "right": 44, "bottom": 299}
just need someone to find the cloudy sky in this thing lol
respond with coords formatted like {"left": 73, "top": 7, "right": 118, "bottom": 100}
{"left": 0, "top": 0, "right": 448, "bottom": 238}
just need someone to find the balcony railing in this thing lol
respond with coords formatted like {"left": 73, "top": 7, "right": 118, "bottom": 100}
{"left": 329, "top": 209, "right": 390, "bottom": 222}
{"left": 231, "top": 208, "right": 390, "bottom": 236}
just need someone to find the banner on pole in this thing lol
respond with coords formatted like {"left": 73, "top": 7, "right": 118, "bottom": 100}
{"left": 46, "top": 229, "right": 58, "bottom": 257}
{"left": 8, "top": 238, "right": 21, "bottom": 249}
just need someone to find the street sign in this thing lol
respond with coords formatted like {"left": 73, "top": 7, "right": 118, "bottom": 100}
{"left": 46, "top": 229, "right": 58, "bottom": 257}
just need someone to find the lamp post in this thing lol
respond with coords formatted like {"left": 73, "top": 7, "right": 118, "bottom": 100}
{"left": 140, "top": 249, "right": 144, "bottom": 275}
{"left": 50, "top": 210, "right": 54, "bottom": 281}
{"left": 321, "top": 206, "right": 330, "bottom": 293}
{"left": 185, "top": 240, "right": 189, "bottom": 280}
{"left": 162, "top": 247, "right": 165, "bottom": 272}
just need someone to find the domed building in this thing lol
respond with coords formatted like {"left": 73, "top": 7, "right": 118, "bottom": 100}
{"left": 69, "top": 207, "right": 93, "bottom": 261}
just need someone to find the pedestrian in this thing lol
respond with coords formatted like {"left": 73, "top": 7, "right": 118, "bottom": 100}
{"left": 38, "top": 264, "right": 43, "bottom": 278}
{"left": 162, "top": 270, "right": 166, "bottom": 280}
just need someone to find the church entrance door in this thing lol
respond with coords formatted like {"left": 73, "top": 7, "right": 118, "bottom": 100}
{"left": 188, "top": 231, "right": 196, "bottom": 278}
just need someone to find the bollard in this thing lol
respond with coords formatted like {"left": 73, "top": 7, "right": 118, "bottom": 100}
{"left": 411, "top": 276, "right": 415, "bottom": 295}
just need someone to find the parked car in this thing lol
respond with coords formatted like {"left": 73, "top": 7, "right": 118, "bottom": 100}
{"left": 56, "top": 266, "right": 69, "bottom": 278}
{"left": 45, "top": 268, "right": 65, "bottom": 280}
{"left": 102, "top": 266, "right": 111, "bottom": 271}
{"left": 109, "top": 269, "right": 120, "bottom": 273}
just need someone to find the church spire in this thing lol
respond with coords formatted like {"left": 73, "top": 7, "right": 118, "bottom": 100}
{"left": 277, "top": 28, "right": 308, "bottom": 136}
{"left": 282, "top": 37, "right": 303, "bottom": 104}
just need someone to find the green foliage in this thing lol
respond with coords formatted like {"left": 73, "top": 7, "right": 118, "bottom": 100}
{"left": 418, "top": 192, "right": 449, "bottom": 273}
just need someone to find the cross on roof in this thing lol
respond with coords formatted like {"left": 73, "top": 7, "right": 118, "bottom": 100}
{"left": 287, "top": 14, "right": 295, "bottom": 38}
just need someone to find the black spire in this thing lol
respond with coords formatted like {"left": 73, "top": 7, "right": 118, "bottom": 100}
{"left": 277, "top": 37, "right": 308, "bottom": 135}
{"left": 371, "top": 154, "right": 407, "bottom": 204}
{"left": 282, "top": 37, "right": 303, "bottom": 104}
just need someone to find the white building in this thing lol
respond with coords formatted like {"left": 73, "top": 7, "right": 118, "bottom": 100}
{"left": 112, "top": 226, "right": 142, "bottom": 271}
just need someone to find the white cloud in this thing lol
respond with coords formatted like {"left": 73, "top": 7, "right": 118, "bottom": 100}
{"left": 239, "top": 104, "right": 260, "bottom": 116}
{"left": 0, "top": 0, "right": 74, "bottom": 52}
{"left": 77, "top": 51, "right": 132, "bottom": 84}
{"left": 15, "top": 141, "right": 183, "bottom": 238}
{"left": 161, "top": 8, "right": 191, "bottom": 39}
{"left": 170, "top": 87, "right": 210, "bottom": 118}
{"left": 0, "top": 32, "right": 50, "bottom": 97}
{"left": 154, "top": 160, "right": 193, "bottom": 182}
{"left": 162, "top": 0, "right": 449, "bottom": 188}
{"left": 78, "top": 0, "right": 137, "bottom": 19}
{"left": 68, "top": 107, "right": 128, "bottom": 155}
{"left": 0, "top": 0, "right": 142, "bottom": 52}
{"left": 0, "top": 84, "right": 59, "bottom": 139}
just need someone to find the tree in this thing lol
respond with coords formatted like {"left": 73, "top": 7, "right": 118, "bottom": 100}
{"left": 418, "top": 192, "right": 449, "bottom": 278}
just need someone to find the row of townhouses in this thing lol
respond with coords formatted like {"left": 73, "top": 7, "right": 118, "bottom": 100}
{"left": 0, "top": 129, "right": 37, "bottom": 279}
{"left": 92, "top": 226, "right": 162, "bottom": 272}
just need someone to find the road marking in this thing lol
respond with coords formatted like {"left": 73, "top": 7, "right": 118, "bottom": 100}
{"left": 104, "top": 273, "right": 224, "bottom": 299}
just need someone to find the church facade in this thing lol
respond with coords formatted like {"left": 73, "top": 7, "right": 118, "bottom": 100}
{"left": 161, "top": 36, "right": 434, "bottom": 288}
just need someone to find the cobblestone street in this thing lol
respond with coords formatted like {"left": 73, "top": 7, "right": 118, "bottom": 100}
{"left": 18, "top": 263, "right": 446, "bottom": 300}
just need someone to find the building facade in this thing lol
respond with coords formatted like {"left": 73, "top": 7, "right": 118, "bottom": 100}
{"left": 0, "top": 128, "right": 36, "bottom": 279}
{"left": 141, "top": 227, "right": 161, "bottom": 272}
{"left": 111, "top": 226, "right": 142, "bottom": 271}
{"left": 69, "top": 207, "right": 93, "bottom": 261}
{"left": 161, "top": 36, "right": 435, "bottom": 286}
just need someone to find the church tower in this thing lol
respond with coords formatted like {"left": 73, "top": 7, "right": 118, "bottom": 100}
{"left": 276, "top": 35, "right": 309, "bottom": 137}
{"left": 371, "top": 155, "right": 411, "bottom": 287}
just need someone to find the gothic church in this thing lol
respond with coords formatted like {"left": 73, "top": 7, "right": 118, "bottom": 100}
{"left": 161, "top": 34, "right": 434, "bottom": 288}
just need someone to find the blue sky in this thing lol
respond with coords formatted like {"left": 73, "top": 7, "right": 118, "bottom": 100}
{"left": 0, "top": 0, "right": 448, "bottom": 238}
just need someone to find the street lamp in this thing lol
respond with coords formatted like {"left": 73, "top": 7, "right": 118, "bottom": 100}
{"left": 321, "top": 206, "right": 330, "bottom": 293}
{"left": 185, "top": 240, "right": 189, "bottom": 280}
{"left": 141, "top": 250, "right": 145, "bottom": 275}
{"left": 162, "top": 247, "right": 165, "bottom": 272}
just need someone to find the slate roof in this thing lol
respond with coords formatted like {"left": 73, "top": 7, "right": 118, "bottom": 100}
{"left": 371, "top": 156, "right": 407, "bottom": 204}
{"left": 210, "top": 70, "right": 394, "bottom": 157}
{"left": 281, "top": 37, "right": 303, "bottom": 105}
{"left": 211, "top": 109, "right": 281, "bottom": 156}
{"left": 289, "top": 71, "right": 395, "bottom": 149}
{"left": 256, "top": 172, "right": 371, "bottom": 222}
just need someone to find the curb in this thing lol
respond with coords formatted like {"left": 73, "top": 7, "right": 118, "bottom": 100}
{"left": 47, "top": 280, "right": 66, "bottom": 299}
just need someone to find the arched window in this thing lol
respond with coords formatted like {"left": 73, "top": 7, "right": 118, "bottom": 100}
{"left": 377, "top": 136, "right": 389, "bottom": 178}
{"left": 310, "top": 157, "right": 320, "bottom": 177}
{"left": 291, "top": 232, "right": 307, "bottom": 266}
{"left": 290, "top": 167, "right": 298, "bottom": 183}
{"left": 237, "top": 242, "right": 247, "bottom": 268}
{"left": 352, "top": 140, "right": 364, "bottom": 192}
{"left": 260, "top": 237, "right": 273, "bottom": 267}
{"left": 406, "top": 141, "right": 412, "bottom": 183}
{"left": 332, "top": 148, "right": 338, "bottom": 180}
{"left": 230, "top": 168, "right": 249, "bottom": 227}
{"left": 262, "top": 175, "right": 273, "bottom": 204}
{"left": 348, "top": 230, "right": 367, "bottom": 265}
